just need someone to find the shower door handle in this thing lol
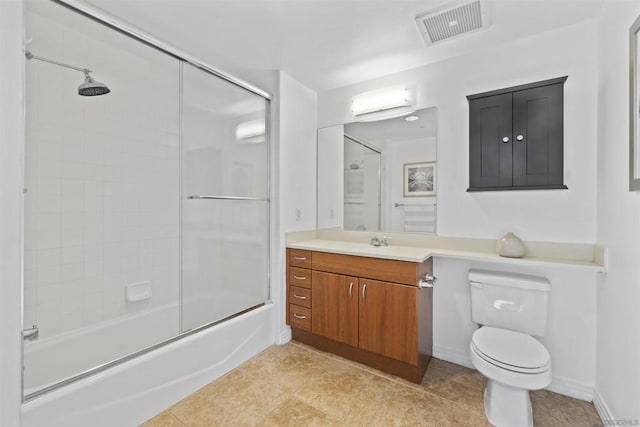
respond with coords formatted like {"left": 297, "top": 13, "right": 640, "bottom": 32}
{"left": 23, "top": 325, "right": 39, "bottom": 341}
{"left": 186, "top": 195, "right": 270, "bottom": 202}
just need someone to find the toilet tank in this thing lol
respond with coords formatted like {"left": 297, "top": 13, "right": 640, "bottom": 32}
{"left": 469, "top": 270, "right": 551, "bottom": 337}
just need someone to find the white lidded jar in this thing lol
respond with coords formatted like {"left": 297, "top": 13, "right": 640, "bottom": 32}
{"left": 496, "top": 232, "right": 526, "bottom": 258}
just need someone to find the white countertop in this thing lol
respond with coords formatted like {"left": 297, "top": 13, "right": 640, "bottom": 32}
{"left": 287, "top": 239, "right": 605, "bottom": 271}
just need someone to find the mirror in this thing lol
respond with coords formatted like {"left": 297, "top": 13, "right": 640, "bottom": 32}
{"left": 317, "top": 107, "right": 437, "bottom": 234}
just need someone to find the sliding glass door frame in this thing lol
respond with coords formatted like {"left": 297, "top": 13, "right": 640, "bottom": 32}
{"left": 23, "top": 0, "right": 272, "bottom": 402}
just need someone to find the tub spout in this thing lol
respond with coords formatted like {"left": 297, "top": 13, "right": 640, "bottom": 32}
{"left": 23, "top": 325, "right": 39, "bottom": 341}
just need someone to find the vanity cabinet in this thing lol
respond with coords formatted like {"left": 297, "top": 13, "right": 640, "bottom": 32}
{"left": 311, "top": 271, "right": 358, "bottom": 347}
{"left": 286, "top": 248, "right": 433, "bottom": 383}
{"left": 287, "top": 249, "right": 313, "bottom": 331}
{"left": 467, "top": 76, "right": 568, "bottom": 191}
{"left": 357, "top": 278, "right": 418, "bottom": 365}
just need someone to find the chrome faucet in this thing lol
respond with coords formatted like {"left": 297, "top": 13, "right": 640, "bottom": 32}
{"left": 370, "top": 236, "right": 392, "bottom": 247}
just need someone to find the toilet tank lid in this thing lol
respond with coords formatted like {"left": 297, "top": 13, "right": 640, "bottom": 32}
{"left": 469, "top": 270, "right": 550, "bottom": 292}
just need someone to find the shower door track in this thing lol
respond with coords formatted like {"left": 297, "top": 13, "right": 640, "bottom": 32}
{"left": 23, "top": 303, "right": 267, "bottom": 402}
{"left": 187, "top": 196, "right": 270, "bottom": 201}
{"left": 52, "top": 0, "right": 272, "bottom": 101}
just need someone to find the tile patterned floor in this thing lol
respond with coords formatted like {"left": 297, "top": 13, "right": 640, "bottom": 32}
{"left": 142, "top": 342, "right": 602, "bottom": 427}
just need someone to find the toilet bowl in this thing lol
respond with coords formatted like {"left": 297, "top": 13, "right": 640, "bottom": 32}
{"left": 468, "top": 270, "right": 552, "bottom": 427}
{"left": 470, "top": 327, "right": 552, "bottom": 427}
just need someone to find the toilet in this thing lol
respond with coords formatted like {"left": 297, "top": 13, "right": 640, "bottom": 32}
{"left": 468, "top": 270, "right": 552, "bottom": 427}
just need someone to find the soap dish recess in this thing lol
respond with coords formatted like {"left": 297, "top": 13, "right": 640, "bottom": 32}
{"left": 126, "top": 281, "right": 152, "bottom": 302}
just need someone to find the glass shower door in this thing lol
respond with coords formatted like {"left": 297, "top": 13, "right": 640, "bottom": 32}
{"left": 343, "top": 136, "right": 381, "bottom": 232}
{"left": 181, "top": 64, "right": 269, "bottom": 332}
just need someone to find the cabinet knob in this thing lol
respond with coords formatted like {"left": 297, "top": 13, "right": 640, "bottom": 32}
{"left": 362, "top": 284, "right": 367, "bottom": 300}
{"left": 516, "top": 134, "right": 524, "bottom": 141}
{"left": 502, "top": 137, "right": 510, "bottom": 143}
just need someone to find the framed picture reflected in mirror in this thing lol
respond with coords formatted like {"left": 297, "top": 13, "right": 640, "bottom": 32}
{"left": 404, "top": 161, "right": 436, "bottom": 197}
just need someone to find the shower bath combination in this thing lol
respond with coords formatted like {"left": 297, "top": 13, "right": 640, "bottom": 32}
{"left": 25, "top": 50, "right": 111, "bottom": 96}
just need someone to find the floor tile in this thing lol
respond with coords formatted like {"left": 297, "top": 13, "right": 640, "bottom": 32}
{"left": 142, "top": 342, "right": 602, "bottom": 427}
{"left": 531, "top": 389, "right": 602, "bottom": 427}
{"left": 417, "top": 358, "right": 486, "bottom": 414}
{"left": 368, "top": 382, "right": 490, "bottom": 427}
{"left": 257, "top": 397, "right": 345, "bottom": 427}
{"left": 141, "top": 411, "right": 187, "bottom": 427}
{"left": 168, "top": 368, "right": 289, "bottom": 427}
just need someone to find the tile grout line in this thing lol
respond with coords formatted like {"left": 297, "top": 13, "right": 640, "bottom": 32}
{"left": 252, "top": 397, "right": 289, "bottom": 427}
{"left": 168, "top": 410, "right": 191, "bottom": 427}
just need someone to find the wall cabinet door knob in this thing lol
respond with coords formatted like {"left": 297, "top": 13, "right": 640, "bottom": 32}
{"left": 502, "top": 136, "right": 510, "bottom": 143}
{"left": 516, "top": 134, "right": 524, "bottom": 141}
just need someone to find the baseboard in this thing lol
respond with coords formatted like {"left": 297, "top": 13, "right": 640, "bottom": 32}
{"left": 433, "top": 344, "right": 594, "bottom": 401}
{"left": 432, "top": 344, "right": 474, "bottom": 369}
{"left": 593, "top": 390, "right": 614, "bottom": 425}
{"left": 546, "top": 376, "right": 594, "bottom": 401}
{"left": 278, "top": 326, "right": 292, "bottom": 345}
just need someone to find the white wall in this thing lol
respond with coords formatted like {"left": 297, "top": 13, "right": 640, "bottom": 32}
{"left": 276, "top": 71, "right": 318, "bottom": 341}
{"left": 279, "top": 72, "right": 318, "bottom": 233}
{"left": 319, "top": 20, "right": 599, "bottom": 244}
{"left": 317, "top": 125, "right": 344, "bottom": 229}
{"left": 596, "top": 1, "right": 640, "bottom": 421}
{"left": 0, "top": 1, "right": 25, "bottom": 425}
{"left": 317, "top": 19, "right": 601, "bottom": 401}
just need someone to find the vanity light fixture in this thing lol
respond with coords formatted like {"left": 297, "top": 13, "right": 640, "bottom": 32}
{"left": 235, "top": 119, "right": 265, "bottom": 143}
{"left": 351, "top": 86, "right": 415, "bottom": 122}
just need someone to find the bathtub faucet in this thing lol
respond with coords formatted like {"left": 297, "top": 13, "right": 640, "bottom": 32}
{"left": 23, "top": 324, "right": 39, "bottom": 341}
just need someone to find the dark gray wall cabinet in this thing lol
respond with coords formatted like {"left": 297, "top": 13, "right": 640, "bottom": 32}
{"left": 467, "top": 77, "right": 568, "bottom": 191}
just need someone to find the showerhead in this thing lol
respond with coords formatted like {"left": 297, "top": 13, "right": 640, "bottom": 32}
{"left": 25, "top": 50, "right": 111, "bottom": 97}
{"left": 78, "top": 72, "right": 111, "bottom": 96}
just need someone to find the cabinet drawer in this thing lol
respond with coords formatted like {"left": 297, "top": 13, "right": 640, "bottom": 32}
{"left": 289, "top": 286, "right": 311, "bottom": 308}
{"left": 289, "top": 305, "right": 311, "bottom": 330}
{"left": 289, "top": 249, "right": 311, "bottom": 268}
{"left": 312, "top": 251, "right": 421, "bottom": 286}
{"left": 289, "top": 267, "right": 312, "bottom": 288}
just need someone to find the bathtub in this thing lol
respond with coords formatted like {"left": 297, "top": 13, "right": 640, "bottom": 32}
{"left": 21, "top": 303, "right": 276, "bottom": 427}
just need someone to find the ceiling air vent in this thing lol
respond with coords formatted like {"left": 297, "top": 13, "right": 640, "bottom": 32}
{"left": 415, "top": 0, "right": 489, "bottom": 45}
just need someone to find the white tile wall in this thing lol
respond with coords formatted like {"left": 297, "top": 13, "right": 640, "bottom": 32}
{"left": 25, "top": 6, "right": 180, "bottom": 339}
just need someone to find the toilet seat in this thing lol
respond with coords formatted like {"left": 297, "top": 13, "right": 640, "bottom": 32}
{"left": 471, "top": 327, "right": 550, "bottom": 374}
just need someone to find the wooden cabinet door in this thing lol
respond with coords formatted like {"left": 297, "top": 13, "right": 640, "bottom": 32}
{"left": 358, "top": 279, "right": 418, "bottom": 365}
{"left": 512, "top": 83, "right": 564, "bottom": 188}
{"left": 311, "top": 271, "right": 358, "bottom": 347}
{"left": 468, "top": 92, "right": 513, "bottom": 189}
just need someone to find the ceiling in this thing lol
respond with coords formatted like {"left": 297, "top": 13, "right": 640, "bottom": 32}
{"left": 87, "top": 0, "right": 604, "bottom": 92}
